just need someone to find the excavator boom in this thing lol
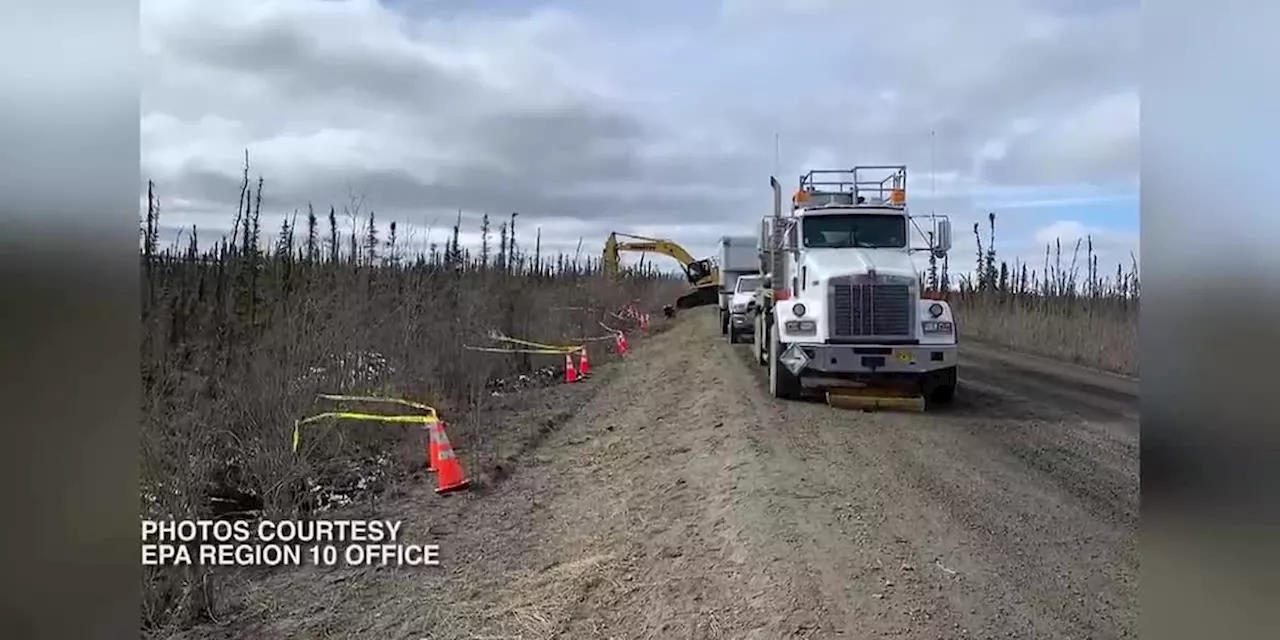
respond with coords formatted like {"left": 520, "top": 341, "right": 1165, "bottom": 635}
{"left": 602, "top": 232, "right": 721, "bottom": 310}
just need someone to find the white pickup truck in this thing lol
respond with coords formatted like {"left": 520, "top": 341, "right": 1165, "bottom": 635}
{"left": 727, "top": 274, "right": 765, "bottom": 343}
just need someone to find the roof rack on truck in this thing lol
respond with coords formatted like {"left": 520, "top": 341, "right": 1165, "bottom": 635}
{"left": 792, "top": 165, "right": 908, "bottom": 209}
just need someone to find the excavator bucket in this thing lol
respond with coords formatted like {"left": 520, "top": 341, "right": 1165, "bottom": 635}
{"left": 825, "top": 387, "right": 926, "bottom": 413}
{"left": 675, "top": 285, "right": 719, "bottom": 309}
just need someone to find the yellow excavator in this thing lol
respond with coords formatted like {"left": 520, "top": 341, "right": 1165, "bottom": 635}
{"left": 603, "top": 232, "right": 721, "bottom": 313}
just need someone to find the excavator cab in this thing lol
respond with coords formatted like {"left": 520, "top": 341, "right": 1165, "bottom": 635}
{"left": 685, "top": 258, "right": 715, "bottom": 285}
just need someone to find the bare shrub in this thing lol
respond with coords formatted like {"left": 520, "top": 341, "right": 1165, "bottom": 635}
{"left": 140, "top": 165, "right": 682, "bottom": 632}
{"left": 925, "top": 212, "right": 1140, "bottom": 375}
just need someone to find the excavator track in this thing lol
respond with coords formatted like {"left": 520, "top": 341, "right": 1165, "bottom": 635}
{"left": 676, "top": 285, "right": 719, "bottom": 309}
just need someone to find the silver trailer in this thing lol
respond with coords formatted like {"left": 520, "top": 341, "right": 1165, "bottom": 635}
{"left": 717, "top": 235, "right": 758, "bottom": 337}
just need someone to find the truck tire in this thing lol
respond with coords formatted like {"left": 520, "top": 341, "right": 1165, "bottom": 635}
{"left": 754, "top": 314, "right": 768, "bottom": 365}
{"left": 729, "top": 328, "right": 740, "bottom": 344}
{"left": 924, "top": 366, "right": 957, "bottom": 406}
{"left": 768, "top": 330, "right": 802, "bottom": 399}
{"left": 720, "top": 309, "right": 728, "bottom": 335}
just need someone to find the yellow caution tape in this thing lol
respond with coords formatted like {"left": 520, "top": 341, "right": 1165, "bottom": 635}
{"left": 563, "top": 334, "right": 620, "bottom": 342}
{"left": 316, "top": 393, "right": 435, "bottom": 413}
{"left": 292, "top": 411, "right": 436, "bottom": 453}
{"left": 491, "top": 335, "right": 582, "bottom": 352}
{"left": 463, "top": 345, "right": 578, "bottom": 355}
{"left": 475, "top": 333, "right": 583, "bottom": 354}
{"left": 294, "top": 395, "right": 441, "bottom": 452}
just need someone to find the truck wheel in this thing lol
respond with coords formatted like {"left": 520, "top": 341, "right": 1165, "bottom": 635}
{"left": 759, "top": 318, "right": 771, "bottom": 366}
{"left": 729, "top": 328, "right": 740, "bottom": 344}
{"left": 754, "top": 315, "right": 767, "bottom": 365}
{"left": 924, "top": 366, "right": 957, "bottom": 405}
{"left": 769, "top": 330, "right": 802, "bottom": 399}
{"left": 720, "top": 310, "right": 728, "bottom": 335}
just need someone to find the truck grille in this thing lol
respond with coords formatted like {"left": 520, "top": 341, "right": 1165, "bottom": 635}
{"left": 830, "top": 283, "right": 913, "bottom": 338}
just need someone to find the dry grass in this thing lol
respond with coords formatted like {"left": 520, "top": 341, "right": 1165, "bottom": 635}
{"left": 926, "top": 213, "right": 1139, "bottom": 376}
{"left": 139, "top": 163, "right": 681, "bottom": 632}
{"left": 469, "top": 553, "right": 618, "bottom": 639}
{"left": 141, "top": 170, "right": 1137, "bottom": 632}
{"left": 953, "top": 294, "right": 1138, "bottom": 374}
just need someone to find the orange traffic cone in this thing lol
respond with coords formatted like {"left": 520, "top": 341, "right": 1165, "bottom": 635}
{"left": 426, "top": 421, "right": 440, "bottom": 472}
{"left": 564, "top": 352, "right": 579, "bottom": 383}
{"left": 578, "top": 348, "right": 591, "bottom": 377}
{"left": 433, "top": 425, "right": 469, "bottom": 494}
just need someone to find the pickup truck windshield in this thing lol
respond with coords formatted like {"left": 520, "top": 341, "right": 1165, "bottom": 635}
{"left": 736, "top": 278, "right": 763, "bottom": 293}
{"left": 802, "top": 214, "right": 906, "bottom": 249}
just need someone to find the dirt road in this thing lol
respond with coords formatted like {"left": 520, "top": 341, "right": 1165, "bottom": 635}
{"left": 191, "top": 307, "right": 1138, "bottom": 639}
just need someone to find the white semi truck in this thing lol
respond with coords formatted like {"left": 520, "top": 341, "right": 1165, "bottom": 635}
{"left": 717, "top": 235, "right": 759, "bottom": 339}
{"left": 751, "top": 166, "right": 957, "bottom": 410}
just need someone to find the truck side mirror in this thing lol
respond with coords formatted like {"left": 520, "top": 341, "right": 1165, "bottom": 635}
{"left": 933, "top": 219, "right": 952, "bottom": 257}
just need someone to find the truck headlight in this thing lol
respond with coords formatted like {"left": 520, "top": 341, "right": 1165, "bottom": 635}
{"left": 922, "top": 321, "right": 953, "bottom": 333}
{"left": 792, "top": 303, "right": 807, "bottom": 317}
{"left": 731, "top": 302, "right": 747, "bottom": 312}
{"left": 928, "top": 303, "right": 944, "bottom": 318}
{"left": 784, "top": 320, "right": 816, "bottom": 334}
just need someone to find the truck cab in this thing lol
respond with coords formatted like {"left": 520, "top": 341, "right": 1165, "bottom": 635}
{"left": 753, "top": 166, "right": 957, "bottom": 405}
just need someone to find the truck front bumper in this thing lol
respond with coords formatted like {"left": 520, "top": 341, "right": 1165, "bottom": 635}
{"left": 785, "top": 343, "right": 956, "bottom": 375}
{"left": 729, "top": 312, "right": 752, "bottom": 330}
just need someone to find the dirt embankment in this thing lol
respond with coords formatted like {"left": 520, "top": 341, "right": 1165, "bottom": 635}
{"left": 174, "top": 307, "right": 1138, "bottom": 640}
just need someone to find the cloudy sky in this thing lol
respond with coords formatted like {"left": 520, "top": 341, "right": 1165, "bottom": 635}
{"left": 141, "top": 0, "right": 1138, "bottom": 281}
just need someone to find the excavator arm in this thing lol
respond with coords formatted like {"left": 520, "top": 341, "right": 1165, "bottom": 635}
{"left": 603, "top": 232, "right": 717, "bottom": 286}
{"left": 602, "top": 232, "right": 721, "bottom": 309}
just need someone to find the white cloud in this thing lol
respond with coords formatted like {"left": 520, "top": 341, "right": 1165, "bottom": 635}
{"left": 983, "top": 90, "right": 1139, "bottom": 186}
{"left": 1014, "top": 219, "right": 1141, "bottom": 278}
{"left": 140, "top": 0, "right": 1139, "bottom": 277}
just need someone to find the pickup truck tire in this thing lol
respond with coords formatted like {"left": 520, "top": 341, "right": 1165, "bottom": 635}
{"left": 720, "top": 309, "right": 728, "bottom": 335}
{"left": 729, "top": 328, "right": 741, "bottom": 344}
{"left": 768, "top": 330, "right": 802, "bottom": 399}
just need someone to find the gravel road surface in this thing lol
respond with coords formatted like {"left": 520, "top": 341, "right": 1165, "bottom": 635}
{"left": 183, "top": 307, "right": 1138, "bottom": 640}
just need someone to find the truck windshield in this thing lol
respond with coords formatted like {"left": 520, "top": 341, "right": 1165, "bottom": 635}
{"left": 802, "top": 214, "right": 906, "bottom": 249}
{"left": 736, "top": 278, "right": 763, "bottom": 293}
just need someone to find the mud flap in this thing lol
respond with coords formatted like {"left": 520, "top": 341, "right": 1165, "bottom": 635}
{"left": 826, "top": 388, "right": 926, "bottom": 412}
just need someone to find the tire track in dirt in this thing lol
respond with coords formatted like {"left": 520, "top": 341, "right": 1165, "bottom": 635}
{"left": 475, "top": 314, "right": 848, "bottom": 638}
{"left": 722, "top": 309, "right": 1139, "bottom": 638}
{"left": 947, "top": 343, "right": 1140, "bottom": 528}
{"left": 175, "top": 308, "right": 1138, "bottom": 640}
